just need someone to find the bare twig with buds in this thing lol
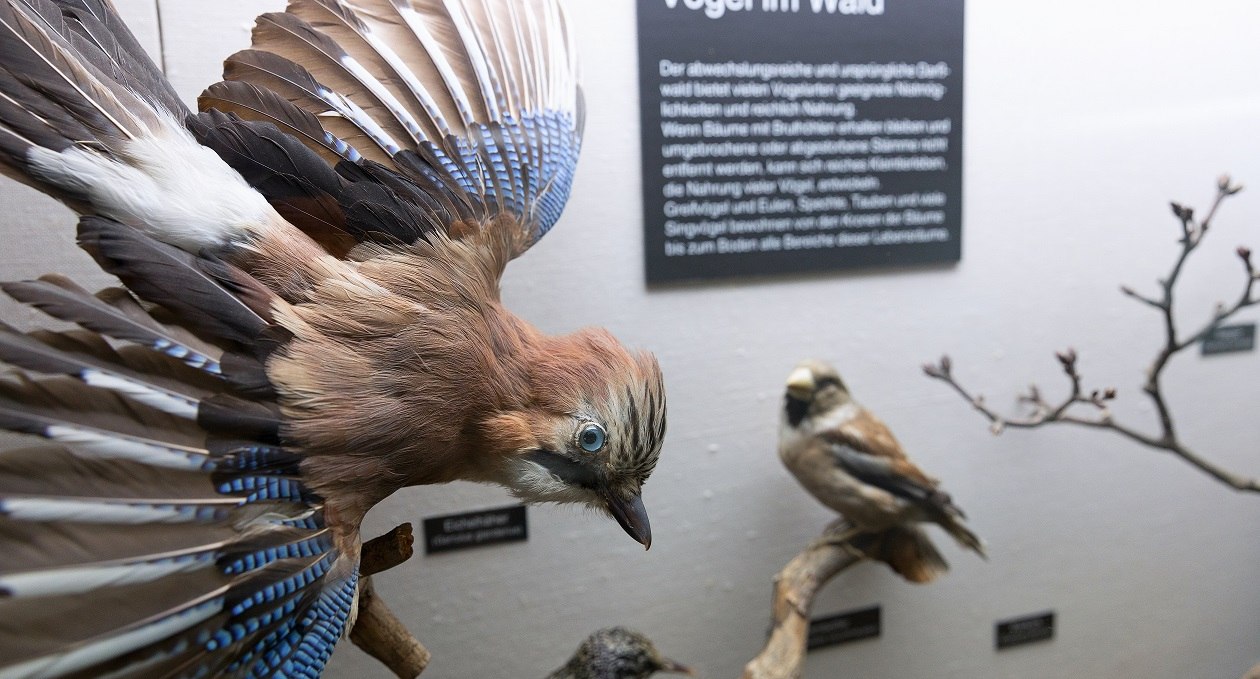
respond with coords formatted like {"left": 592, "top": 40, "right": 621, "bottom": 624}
{"left": 924, "top": 176, "right": 1260, "bottom": 493}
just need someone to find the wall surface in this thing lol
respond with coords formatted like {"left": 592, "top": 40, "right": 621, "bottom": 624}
{"left": 1, "top": 1, "right": 1259, "bottom": 678}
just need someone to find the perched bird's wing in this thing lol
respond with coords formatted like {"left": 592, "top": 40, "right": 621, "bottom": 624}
{"left": 0, "top": 222, "right": 359, "bottom": 679}
{"left": 819, "top": 411, "right": 948, "bottom": 511}
{"left": 198, "top": 0, "right": 583, "bottom": 259}
{"left": 0, "top": 2, "right": 360, "bottom": 675}
{"left": 821, "top": 409, "right": 940, "bottom": 491}
{"left": 820, "top": 413, "right": 984, "bottom": 558}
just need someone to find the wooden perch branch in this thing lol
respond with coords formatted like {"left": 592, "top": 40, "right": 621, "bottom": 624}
{"left": 349, "top": 523, "right": 432, "bottom": 678}
{"left": 351, "top": 576, "right": 431, "bottom": 678}
{"left": 924, "top": 176, "right": 1260, "bottom": 493}
{"left": 360, "top": 522, "right": 416, "bottom": 577}
{"left": 742, "top": 520, "right": 867, "bottom": 679}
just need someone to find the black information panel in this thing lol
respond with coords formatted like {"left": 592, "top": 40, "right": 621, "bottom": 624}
{"left": 637, "top": 0, "right": 964, "bottom": 283}
{"left": 807, "top": 605, "right": 881, "bottom": 650}
{"left": 995, "top": 611, "right": 1055, "bottom": 650}
{"left": 1201, "top": 323, "right": 1256, "bottom": 356}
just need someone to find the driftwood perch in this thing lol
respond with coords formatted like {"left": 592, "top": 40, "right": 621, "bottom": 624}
{"left": 360, "top": 522, "right": 417, "bottom": 577}
{"left": 348, "top": 523, "right": 432, "bottom": 678}
{"left": 742, "top": 520, "right": 873, "bottom": 679}
{"left": 351, "top": 576, "right": 432, "bottom": 678}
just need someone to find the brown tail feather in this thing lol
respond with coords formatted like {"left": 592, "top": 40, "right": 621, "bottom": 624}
{"left": 869, "top": 525, "right": 949, "bottom": 584}
{"left": 941, "top": 516, "right": 987, "bottom": 559}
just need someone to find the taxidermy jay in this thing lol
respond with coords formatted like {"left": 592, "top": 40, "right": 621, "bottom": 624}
{"left": 0, "top": 0, "right": 666, "bottom": 676}
{"left": 549, "top": 628, "right": 692, "bottom": 679}
{"left": 779, "top": 359, "right": 983, "bottom": 583}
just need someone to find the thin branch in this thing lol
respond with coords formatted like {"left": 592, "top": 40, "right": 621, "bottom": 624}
{"left": 924, "top": 177, "right": 1260, "bottom": 493}
{"left": 361, "top": 522, "right": 415, "bottom": 577}
{"left": 349, "top": 523, "right": 431, "bottom": 677}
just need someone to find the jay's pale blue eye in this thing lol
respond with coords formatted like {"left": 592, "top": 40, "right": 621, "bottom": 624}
{"left": 577, "top": 422, "right": 607, "bottom": 452}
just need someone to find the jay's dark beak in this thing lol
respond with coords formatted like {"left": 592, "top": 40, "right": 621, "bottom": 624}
{"left": 604, "top": 489, "right": 651, "bottom": 549}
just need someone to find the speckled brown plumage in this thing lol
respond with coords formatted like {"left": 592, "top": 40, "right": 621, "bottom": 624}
{"left": 548, "top": 628, "right": 693, "bottom": 679}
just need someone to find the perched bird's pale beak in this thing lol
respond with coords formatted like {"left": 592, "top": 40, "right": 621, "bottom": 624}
{"left": 604, "top": 489, "right": 652, "bottom": 549}
{"left": 785, "top": 366, "right": 815, "bottom": 400}
{"left": 659, "top": 658, "right": 696, "bottom": 675}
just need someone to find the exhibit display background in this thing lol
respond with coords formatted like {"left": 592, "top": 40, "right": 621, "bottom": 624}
{"left": 0, "top": 1, "right": 1258, "bottom": 677}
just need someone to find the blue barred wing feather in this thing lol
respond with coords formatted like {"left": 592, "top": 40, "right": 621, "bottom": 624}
{"left": 202, "top": 0, "right": 584, "bottom": 257}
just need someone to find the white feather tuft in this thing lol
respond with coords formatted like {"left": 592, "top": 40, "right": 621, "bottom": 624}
{"left": 503, "top": 457, "right": 599, "bottom": 506}
{"left": 25, "top": 114, "right": 273, "bottom": 252}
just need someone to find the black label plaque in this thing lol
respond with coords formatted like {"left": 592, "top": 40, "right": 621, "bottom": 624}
{"left": 638, "top": 0, "right": 965, "bottom": 283}
{"left": 1201, "top": 323, "right": 1256, "bottom": 356}
{"left": 422, "top": 505, "right": 528, "bottom": 555}
{"left": 995, "top": 611, "right": 1054, "bottom": 650}
{"left": 807, "top": 605, "right": 881, "bottom": 650}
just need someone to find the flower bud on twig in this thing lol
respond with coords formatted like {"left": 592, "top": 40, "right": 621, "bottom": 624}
{"left": 1218, "top": 174, "right": 1243, "bottom": 196}
{"left": 1055, "top": 348, "right": 1078, "bottom": 370}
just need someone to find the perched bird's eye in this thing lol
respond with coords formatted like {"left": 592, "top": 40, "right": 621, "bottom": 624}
{"left": 576, "top": 422, "right": 607, "bottom": 452}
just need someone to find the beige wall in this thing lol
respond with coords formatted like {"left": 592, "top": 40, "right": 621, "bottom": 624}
{"left": 1, "top": 1, "right": 1259, "bottom": 677}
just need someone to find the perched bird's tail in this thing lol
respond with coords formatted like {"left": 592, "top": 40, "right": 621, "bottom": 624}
{"left": 941, "top": 516, "right": 987, "bottom": 559}
{"left": 866, "top": 525, "right": 950, "bottom": 584}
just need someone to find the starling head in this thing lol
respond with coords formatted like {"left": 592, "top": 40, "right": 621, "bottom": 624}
{"left": 552, "top": 627, "right": 693, "bottom": 679}
{"left": 783, "top": 359, "right": 851, "bottom": 427}
{"left": 494, "top": 329, "right": 667, "bottom": 549}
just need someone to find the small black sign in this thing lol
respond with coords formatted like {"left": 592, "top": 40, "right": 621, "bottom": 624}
{"left": 422, "top": 505, "right": 528, "bottom": 555}
{"left": 807, "top": 605, "right": 881, "bottom": 650}
{"left": 995, "top": 611, "right": 1054, "bottom": 650}
{"left": 1201, "top": 323, "right": 1256, "bottom": 356}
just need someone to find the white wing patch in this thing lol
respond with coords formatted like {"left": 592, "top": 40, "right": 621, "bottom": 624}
{"left": 25, "top": 114, "right": 272, "bottom": 252}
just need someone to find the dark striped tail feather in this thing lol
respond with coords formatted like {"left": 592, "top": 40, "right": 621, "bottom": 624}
{"left": 0, "top": 222, "right": 358, "bottom": 679}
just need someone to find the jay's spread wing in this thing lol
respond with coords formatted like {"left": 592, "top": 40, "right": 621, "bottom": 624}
{"left": 0, "top": 2, "right": 359, "bottom": 675}
{"left": 0, "top": 219, "right": 359, "bottom": 679}
{"left": 197, "top": 0, "right": 583, "bottom": 259}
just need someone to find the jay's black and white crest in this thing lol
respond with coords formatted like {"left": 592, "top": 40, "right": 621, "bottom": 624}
{"left": 0, "top": 0, "right": 667, "bottom": 677}
{"left": 779, "top": 359, "right": 983, "bottom": 583}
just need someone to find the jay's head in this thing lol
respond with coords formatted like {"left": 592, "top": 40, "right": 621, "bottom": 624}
{"left": 783, "top": 359, "right": 852, "bottom": 427}
{"left": 559, "top": 627, "right": 693, "bottom": 679}
{"left": 489, "top": 329, "right": 666, "bottom": 549}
